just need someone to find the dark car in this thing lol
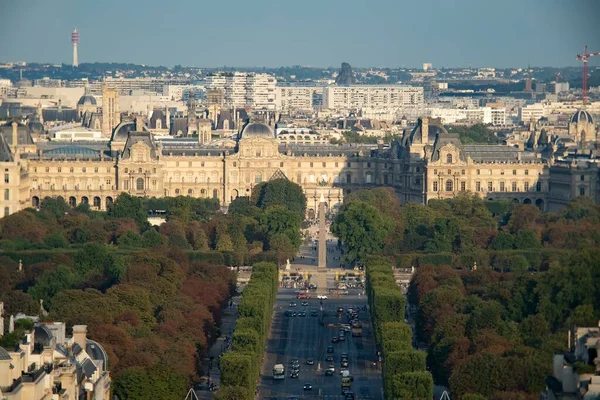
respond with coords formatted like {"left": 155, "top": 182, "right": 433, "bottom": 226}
{"left": 327, "top": 346, "right": 334, "bottom": 353}
{"left": 341, "top": 359, "right": 349, "bottom": 367}
{"left": 306, "top": 358, "right": 314, "bottom": 365}
{"left": 310, "top": 311, "right": 318, "bottom": 317}
{"left": 290, "top": 371, "right": 299, "bottom": 378}
{"left": 325, "top": 355, "right": 334, "bottom": 362}
{"left": 338, "top": 334, "right": 346, "bottom": 342}
{"left": 299, "top": 311, "right": 306, "bottom": 317}
{"left": 344, "top": 392, "right": 355, "bottom": 400}
{"left": 325, "top": 367, "right": 335, "bottom": 376}
{"left": 331, "top": 337, "right": 339, "bottom": 343}
{"left": 289, "top": 301, "right": 297, "bottom": 307}
{"left": 303, "top": 383, "right": 313, "bottom": 390}
{"left": 337, "top": 307, "right": 344, "bottom": 313}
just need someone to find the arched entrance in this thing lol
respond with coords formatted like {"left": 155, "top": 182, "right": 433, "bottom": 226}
{"left": 307, "top": 208, "right": 315, "bottom": 220}
{"left": 32, "top": 196, "right": 40, "bottom": 208}
{"left": 81, "top": 196, "right": 89, "bottom": 205}
{"left": 68, "top": 196, "right": 77, "bottom": 207}
{"left": 523, "top": 198, "right": 532, "bottom": 205}
{"left": 93, "top": 196, "right": 101, "bottom": 208}
{"left": 106, "top": 196, "right": 114, "bottom": 208}
{"left": 535, "top": 199, "right": 544, "bottom": 210}
{"left": 512, "top": 198, "right": 520, "bottom": 203}
{"left": 231, "top": 189, "right": 239, "bottom": 202}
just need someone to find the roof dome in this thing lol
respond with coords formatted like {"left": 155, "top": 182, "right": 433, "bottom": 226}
{"left": 241, "top": 122, "right": 274, "bottom": 138}
{"left": 77, "top": 95, "right": 97, "bottom": 106}
{"left": 570, "top": 110, "right": 593, "bottom": 124}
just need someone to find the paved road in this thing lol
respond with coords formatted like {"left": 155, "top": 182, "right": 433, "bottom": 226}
{"left": 258, "top": 288, "right": 383, "bottom": 400}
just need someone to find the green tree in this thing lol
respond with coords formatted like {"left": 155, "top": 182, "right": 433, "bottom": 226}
{"left": 254, "top": 179, "right": 307, "bottom": 219}
{"left": 490, "top": 231, "right": 514, "bottom": 250}
{"left": 389, "top": 371, "right": 434, "bottom": 400}
{"left": 216, "top": 233, "right": 234, "bottom": 252}
{"left": 108, "top": 193, "right": 148, "bottom": 228}
{"left": 332, "top": 201, "right": 392, "bottom": 265}
{"left": 260, "top": 205, "right": 302, "bottom": 248}
{"left": 513, "top": 230, "right": 541, "bottom": 249}
{"left": 28, "top": 265, "right": 77, "bottom": 309}
{"left": 117, "top": 230, "right": 143, "bottom": 247}
{"left": 142, "top": 228, "right": 164, "bottom": 247}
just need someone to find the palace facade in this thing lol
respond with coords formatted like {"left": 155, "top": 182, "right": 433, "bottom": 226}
{"left": 0, "top": 106, "right": 598, "bottom": 218}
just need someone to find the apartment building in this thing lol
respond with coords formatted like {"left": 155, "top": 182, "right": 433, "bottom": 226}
{"left": 204, "top": 72, "right": 277, "bottom": 110}
{"left": 275, "top": 86, "right": 323, "bottom": 111}
{"left": 322, "top": 85, "right": 424, "bottom": 112}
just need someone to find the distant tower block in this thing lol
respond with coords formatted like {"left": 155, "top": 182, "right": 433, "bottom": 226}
{"left": 318, "top": 194, "right": 327, "bottom": 271}
{"left": 71, "top": 28, "right": 79, "bottom": 67}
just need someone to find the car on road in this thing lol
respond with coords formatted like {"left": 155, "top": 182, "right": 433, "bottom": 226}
{"left": 306, "top": 358, "right": 314, "bottom": 365}
{"left": 303, "top": 383, "right": 312, "bottom": 391}
{"left": 337, "top": 307, "right": 344, "bottom": 313}
{"left": 298, "top": 311, "right": 306, "bottom": 317}
{"left": 331, "top": 337, "right": 339, "bottom": 343}
{"left": 327, "top": 346, "right": 334, "bottom": 353}
{"left": 310, "top": 311, "right": 318, "bottom": 317}
{"left": 290, "top": 370, "right": 299, "bottom": 378}
{"left": 301, "top": 301, "right": 309, "bottom": 306}
{"left": 325, "top": 367, "right": 335, "bottom": 376}
{"left": 317, "top": 294, "right": 328, "bottom": 299}
{"left": 338, "top": 334, "right": 346, "bottom": 342}
{"left": 296, "top": 293, "right": 310, "bottom": 299}
{"left": 291, "top": 358, "right": 300, "bottom": 367}
{"left": 340, "top": 368, "right": 349, "bottom": 375}
{"left": 341, "top": 359, "right": 349, "bottom": 368}
{"left": 341, "top": 353, "right": 348, "bottom": 359}
{"left": 344, "top": 392, "right": 355, "bottom": 399}
{"left": 289, "top": 301, "right": 297, "bottom": 307}
{"left": 325, "top": 355, "right": 334, "bottom": 362}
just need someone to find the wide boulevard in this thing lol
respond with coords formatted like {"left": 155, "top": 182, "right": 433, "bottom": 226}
{"left": 257, "top": 225, "right": 383, "bottom": 400}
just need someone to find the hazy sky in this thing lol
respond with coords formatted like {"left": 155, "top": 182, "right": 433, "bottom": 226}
{"left": 0, "top": 0, "right": 599, "bottom": 68}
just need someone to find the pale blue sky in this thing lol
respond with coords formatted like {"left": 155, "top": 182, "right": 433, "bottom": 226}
{"left": 0, "top": 0, "right": 598, "bottom": 68}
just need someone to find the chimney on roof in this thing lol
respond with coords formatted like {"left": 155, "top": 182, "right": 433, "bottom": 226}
{"left": 135, "top": 116, "right": 144, "bottom": 131}
{"left": 72, "top": 325, "right": 87, "bottom": 349}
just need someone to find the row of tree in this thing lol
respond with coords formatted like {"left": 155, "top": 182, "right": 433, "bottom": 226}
{"left": 365, "top": 255, "right": 433, "bottom": 400}
{"left": 408, "top": 250, "right": 600, "bottom": 399}
{"left": 215, "top": 262, "right": 279, "bottom": 400}
{"left": 332, "top": 188, "right": 600, "bottom": 272}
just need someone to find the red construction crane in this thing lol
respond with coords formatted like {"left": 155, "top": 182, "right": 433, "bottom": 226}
{"left": 576, "top": 45, "right": 600, "bottom": 105}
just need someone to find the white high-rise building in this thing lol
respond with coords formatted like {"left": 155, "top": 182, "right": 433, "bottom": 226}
{"left": 322, "top": 85, "right": 424, "bottom": 113}
{"left": 204, "top": 72, "right": 277, "bottom": 110}
{"left": 275, "top": 86, "right": 323, "bottom": 111}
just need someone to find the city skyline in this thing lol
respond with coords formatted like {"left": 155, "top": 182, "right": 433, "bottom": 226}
{"left": 0, "top": 0, "right": 599, "bottom": 68}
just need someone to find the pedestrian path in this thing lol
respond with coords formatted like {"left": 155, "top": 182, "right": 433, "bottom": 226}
{"left": 195, "top": 296, "right": 240, "bottom": 399}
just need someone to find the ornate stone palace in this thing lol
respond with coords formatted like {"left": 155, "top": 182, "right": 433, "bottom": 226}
{"left": 0, "top": 101, "right": 598, "bottom": 218}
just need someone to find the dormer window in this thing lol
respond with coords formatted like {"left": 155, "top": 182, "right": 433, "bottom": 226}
{"left": 446, "top": 154, "right": 453, "bottom": 164}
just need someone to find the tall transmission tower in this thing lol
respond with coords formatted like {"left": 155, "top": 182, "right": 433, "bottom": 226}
{"left": 71, "top": 28, "right": 79, "bottom": 67}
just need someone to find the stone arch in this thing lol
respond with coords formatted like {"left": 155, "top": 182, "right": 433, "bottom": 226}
{"left": 512, "top": 198, "right": 520, "bottom": 203}
{"left": 57, "top": 196, "right": 65, "bottom": 204}
{"left": 523, "top": 198, "right": 532, "bottom": 204}
{"left": 231, "top": 189, "right": 239, "bottom": 201}
{"left": 213, "top": 189, "right": 218, "bottom": 199}
{"left": 81, "top": 196, "right": 89, "bottom": 205}
{"left": 307, "top": 208, "right": 316, "bottom": 220}
{"left": 106, "top": 196, "right": 113, "bottom": 208}
{"left": 535, "top": 198, "right": 544, "bottom": 210}
{"left": 93, "top": 196, "right": 101, "bottom": 208}
{"left": 32, "top": 196, "right": 40, "bottom": 208}
{"left": 68, "top": 196, "right": 77, "bottom": 207}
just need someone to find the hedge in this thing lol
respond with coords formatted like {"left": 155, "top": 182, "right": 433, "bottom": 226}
{"left": 364, "top": 255, "right": 435, "bottom": 400}
{"left": 395, "top": 248, "right": 576, "bottom": 271}
{"left": 389, "top": 371, "right": 434, "bottom": 400}
{"left": 217, "top": 262, "right": 278, "bottom": 399}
